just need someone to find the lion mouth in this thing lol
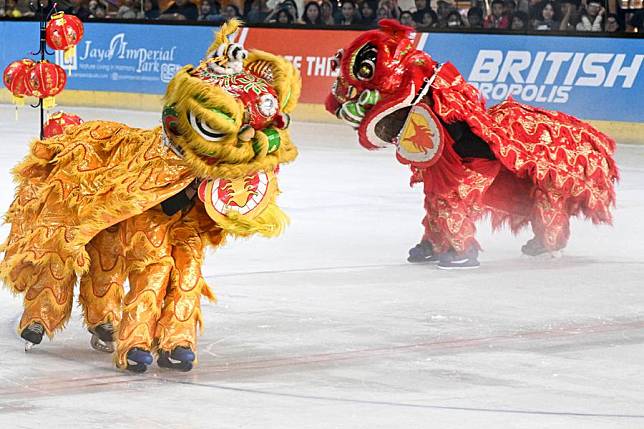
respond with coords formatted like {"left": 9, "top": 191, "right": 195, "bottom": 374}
{"left": 361, "top": 83, "right": 421, "bottom": 148}
{"left": 373, "top": 106, "right": 411, "bottom": 144}
{"left": 199, "top": 154, "right": 219, "bottom": 165}
{"left": 199, "top": 170, "right": 270, "bottom": 216}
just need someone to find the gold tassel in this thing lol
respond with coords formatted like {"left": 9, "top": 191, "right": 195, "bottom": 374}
{"left": 64, "top": 46, "right": 75, "bottom": 77}
{"left": 64, "top": 45, "right": 75, "bottom": 62}
{"left": 43, "top": 97, "right": 56, "bottom": 110}
{"left": 12, "top": 95, "right": 24, "bottom": 106}
{"left": 12, "top": 95, "right": 24, "bottom": 120}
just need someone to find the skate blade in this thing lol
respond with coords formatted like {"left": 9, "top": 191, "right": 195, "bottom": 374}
{"left": 407, "top": 257, "right": 439, "bottom": 264}
{"left": 437, "top": 260, "right": 481, "bottom": 270}
{"left": 90, "top": 335, "right": 115, "bottom": 353}
{"left": 158, "top": 360, "right": 193, "bottom": 372}
{"left": 522, "top": 250, "right": 563, "bottom": 259}
{"left": 24, "top": 341, "right": 36, "bottom": 352}
{"left": 126, "top": 361, "right": 148, "bottom": 373}
{"left": 437, "top": 264, "right": 480, "bottom": 271}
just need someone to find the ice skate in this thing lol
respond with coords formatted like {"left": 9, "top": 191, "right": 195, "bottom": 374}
{"left": 126, "top": 348, "right": 153, "bottom": 373}
{"left": 407, "top": 240, "right": 438, "bottom": 263}
{"left": 158, "top": 346, "right": 196, "bottom": 372}
{"left": 437, "top": 247, "right": 480, "bottom": 270}
{"left": 88, "top": 323, "right": 115, "bottom": 353}
{"left": 21, "top": 322, "right": 44, "bottom": 352}
{"left": 521, "top": 237, "right": 562, "bottom": 258}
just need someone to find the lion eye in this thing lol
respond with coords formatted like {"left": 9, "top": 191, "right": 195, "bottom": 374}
{"left": 358, "top": 63, "right": 374, "bottom": 80}
{"left": 352, "top": 44, "right": 377, "bottom": 82}
{"left": 188, "top": 111, "right": 226, "bottom": 142}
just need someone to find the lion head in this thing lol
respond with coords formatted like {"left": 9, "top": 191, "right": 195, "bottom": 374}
{"left": 162, "top": 19, "right": 300, "bottom": 181}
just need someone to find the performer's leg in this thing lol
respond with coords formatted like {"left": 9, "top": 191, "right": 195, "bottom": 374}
{"left": 79, "top": 225, "right": 127, "bottom": 352}
{"left": 115, "top": 208, "right": 176, "bottom": 371}
{"left": 524, "top": 189, "right": 570, "bottom": 255}
{"left": 156, "top": 205, "right": 220, "bottom": 371}
{"left": 19, "top": 263, "right": 76, "bottom": 347}
{"left": 156, "top": 224, "right": 207, "bottom": 371}
{"left": 407, "top": 215, "right": 438, "bottom": 263}
{"left": 424, "top": 194, "right": 482, "bottom": 270}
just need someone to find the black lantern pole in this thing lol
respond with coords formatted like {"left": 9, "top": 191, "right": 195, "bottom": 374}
{"left": 30, "top": 0, "right": 56, "bottom": 139}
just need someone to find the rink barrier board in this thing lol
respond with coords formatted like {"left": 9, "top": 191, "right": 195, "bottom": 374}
{"left": 1, "top": 88, "right": 642, "bottom": 145}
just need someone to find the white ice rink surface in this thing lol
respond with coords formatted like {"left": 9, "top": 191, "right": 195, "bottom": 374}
{"left": 0, "top": 105, "right": 643, "bottom": 428}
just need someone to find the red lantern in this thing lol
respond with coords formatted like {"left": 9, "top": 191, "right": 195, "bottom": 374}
{"left": 43, "top": 111, "right": 83, "bottom": 138}
{"left": 26, "top": 61, "right": 67, "bottom": 109}
{"left": 45, "top": 12, "right": 84, "bottom": 58}
{"left": 3, "top": 59, "right": 34, "bottom": 106}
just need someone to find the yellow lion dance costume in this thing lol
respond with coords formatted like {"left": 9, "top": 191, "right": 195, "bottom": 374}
{"left": 0, "top": 20, "right": 300, "bottom": 372}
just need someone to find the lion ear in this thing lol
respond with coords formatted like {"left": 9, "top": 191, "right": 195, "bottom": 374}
{"left": 378, "top": 19, "right": 413, "bottom": 40}
{"left": 244, "top": 50, "right": 301, "bottom": 114}
{"left": 207, "top": 18, "right": 244, "bottom": 57}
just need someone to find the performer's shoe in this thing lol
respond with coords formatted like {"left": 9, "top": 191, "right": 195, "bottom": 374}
{"left": 126, "top": 348, "right": 153, "bottom": 373}
{"left": 158, "top": 346, "right": 195, "bottom": 372}
{"left": 521, "top": 237, "right": 562, "bottom": 258}
{"left": 437, "top": 247, "right": 480, "bottom": 270}
{"left": 21, "top": 322, "right": 44, "bottom": 351}
{"left": 88, "top": 323, "right": 115, "bottom": 353}
{"left": 407, "top": 240, "right": 438, "bottom": 263}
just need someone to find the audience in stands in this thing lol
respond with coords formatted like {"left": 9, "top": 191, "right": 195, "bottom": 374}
{"left": 605, "top": 11, "right": 622, "bottom": 29}
{"left": 576, "top": 0, "right": 605, "bottom": 30}
{"left": 65, "top": 0, "right": 92, "bottom": 19}
{"left": 359, "top": 0, "right": 377, "bottom": 24}
{"left": 444, "top": 8, "right": 464, "bottom": 25}
{"left": 159, "top": 0, "right": 199, "bottom": 19}
{"left": 336, "top": 0, "right": 359, "bottom": 24}
{"left": 1, "top": 0, "right": 641, "bottom": 32}
{"left": 398, "top": 9, "right": 416, "bottom": 25}
{"left": 467, "top": 6, "right": 484, "bottom": 27}
{"left": 533, "top": 1, "right": 561, "bottom": 30}
{"left": 510, "top": 9, "right": 529, "bottom": 28}
{"left": 484, "top": 0, "right": 510, "bottom": 28}
{"left": 301, "top": 0, "right": 322, "bottom": 23}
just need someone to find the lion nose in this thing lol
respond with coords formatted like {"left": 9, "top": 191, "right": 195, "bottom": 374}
{"left": 238, "top": 125, "right": 255, "bottom": 142}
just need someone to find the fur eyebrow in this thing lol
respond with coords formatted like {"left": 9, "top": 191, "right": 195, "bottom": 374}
{"left": 209, "top": 107, "right": 235, "bottom": 123}
{"left": 187, "top": 99, "right": 237, "bottom": 132}
{"left": 192, "top": 95, "right": 235, "bottom": 123}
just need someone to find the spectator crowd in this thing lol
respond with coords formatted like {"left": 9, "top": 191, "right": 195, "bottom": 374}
{"left": 1, "top": 0, "right": 642, "bottom": 32}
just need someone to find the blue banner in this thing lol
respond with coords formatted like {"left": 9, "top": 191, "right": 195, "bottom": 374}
{"left": 419, "top": 33, "right": 644, "bottom": 122}
{"left": 1, "top": 21, "right": 214, "bottom": 94}
{"left": 1, "top": 21, "right": 642, "bottom": 122}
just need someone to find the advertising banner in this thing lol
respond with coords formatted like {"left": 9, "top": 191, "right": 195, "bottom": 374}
{"left": 0, "top": 21, "right": 212, "bottom": 94}
{"left": 1, "top": 21, "right": 642, "bottom": 122}
{"left": 57, "top": 23, "right": 212, "bottom": 93}
{"left": 421, "top": 33, "right": 644, "bottom": 123}
{"left": 232, "top": 27, "right": 364, "bottom": 104}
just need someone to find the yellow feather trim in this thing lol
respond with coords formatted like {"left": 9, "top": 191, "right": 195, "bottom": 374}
{"left": 216, "top": 202, "right": 289, "bottom": 238}
{"left": 207, "top": 18, "right": 244, "bottom": 58}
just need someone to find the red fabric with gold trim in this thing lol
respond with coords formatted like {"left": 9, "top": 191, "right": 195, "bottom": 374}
{"left": 190, "top": 66, "right": 280, "bottom": 131}
{"left": 26, "top": 61, "right": 67, "bottom": 99}
{"left": 429, "top": 63, "right": 618, "bottom": 223}
{"left": 45, "top": 12, "right": 84, "bottom": 52}
{"left": 326, "top": 20, "right": 618, "bottom": 254}
{"left": 43, "top": 112, "right": 83, "bottom": 138}
{"left": 3, "top": 59, "right": 34, "bottom": 98}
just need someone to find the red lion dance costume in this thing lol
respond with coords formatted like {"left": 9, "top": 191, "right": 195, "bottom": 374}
{"left": 326, "top": 20, "right": 618, "bottom": 269}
